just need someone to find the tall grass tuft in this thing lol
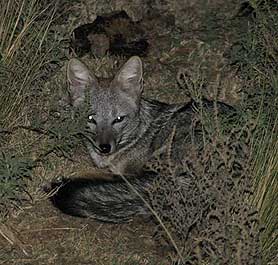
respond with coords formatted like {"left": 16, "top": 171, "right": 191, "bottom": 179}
{"left": 0, "top": 0, "right": 61, "bottom": 217}
{"left": 251, "top": 116, "right": 278, "bottom": 264}
{"left": 231, "top": 1, "right": 278, "bottom": 263}
{"left": 0, "top": 0, "right": 59, "bottom": 128}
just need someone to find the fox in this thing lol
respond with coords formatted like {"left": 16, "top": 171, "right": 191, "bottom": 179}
{"left": 50, "top": 56, "right": 234, "bottom": 222}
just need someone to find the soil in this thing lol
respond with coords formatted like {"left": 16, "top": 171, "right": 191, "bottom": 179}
{"left": 0, "top": 201, "right": 166, "bottom": 265}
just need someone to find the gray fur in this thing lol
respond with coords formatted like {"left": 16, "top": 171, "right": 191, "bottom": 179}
{"left": 51, "top": 56, "right": 234, "bottom": 222}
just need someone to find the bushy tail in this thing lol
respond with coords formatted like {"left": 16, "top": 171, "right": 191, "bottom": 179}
{"left": 49, "top": 173, "right": 155, "bottom": 223}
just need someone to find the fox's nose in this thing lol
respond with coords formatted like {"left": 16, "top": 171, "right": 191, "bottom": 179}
{"left": 99, "top": 144, "right": 112, "bottom": 154}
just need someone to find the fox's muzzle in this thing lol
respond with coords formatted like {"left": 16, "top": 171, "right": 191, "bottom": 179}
{"left": 95, "top": 125, "right": 116, "bottom": 155}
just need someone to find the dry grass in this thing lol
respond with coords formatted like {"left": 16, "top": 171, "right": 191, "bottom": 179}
{"left": 0, "top": 0, "right": 58, "bottom": 128}
{"left": 251, "top": 116, "right": 278, "bottom": 263}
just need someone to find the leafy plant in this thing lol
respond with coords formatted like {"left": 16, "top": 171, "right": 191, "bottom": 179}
{"left": 0, "top": 151, "right": 34, "bottom": 217}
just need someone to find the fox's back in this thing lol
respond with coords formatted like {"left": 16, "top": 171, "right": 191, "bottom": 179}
{"left": 106, "top": 99, "right": 199, "bottom": 173}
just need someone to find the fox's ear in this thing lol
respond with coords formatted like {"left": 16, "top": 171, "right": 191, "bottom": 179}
{"left": 114, "top": 56, "right": 143, "bottom": 99}
{"left": 67, "top": 58, "right": 98, "bottom": 107}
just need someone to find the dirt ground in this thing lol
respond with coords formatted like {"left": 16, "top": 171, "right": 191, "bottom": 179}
{"left": 1, "top": 201, "right": 166, "bottom": 265}
{"left": 0, "top": 1, "right": 252, "bottom": 264}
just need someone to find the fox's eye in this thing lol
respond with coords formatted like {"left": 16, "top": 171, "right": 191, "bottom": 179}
{"left": 88, "top": 115, "right": 96, "bottom": 124}
{"left": 113, "top": 116, "right": 125, "bottom": 124}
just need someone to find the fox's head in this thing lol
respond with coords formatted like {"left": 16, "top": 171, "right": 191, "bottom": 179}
{"left": 67, "top": 56, "right": 143, "bottom": 156}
